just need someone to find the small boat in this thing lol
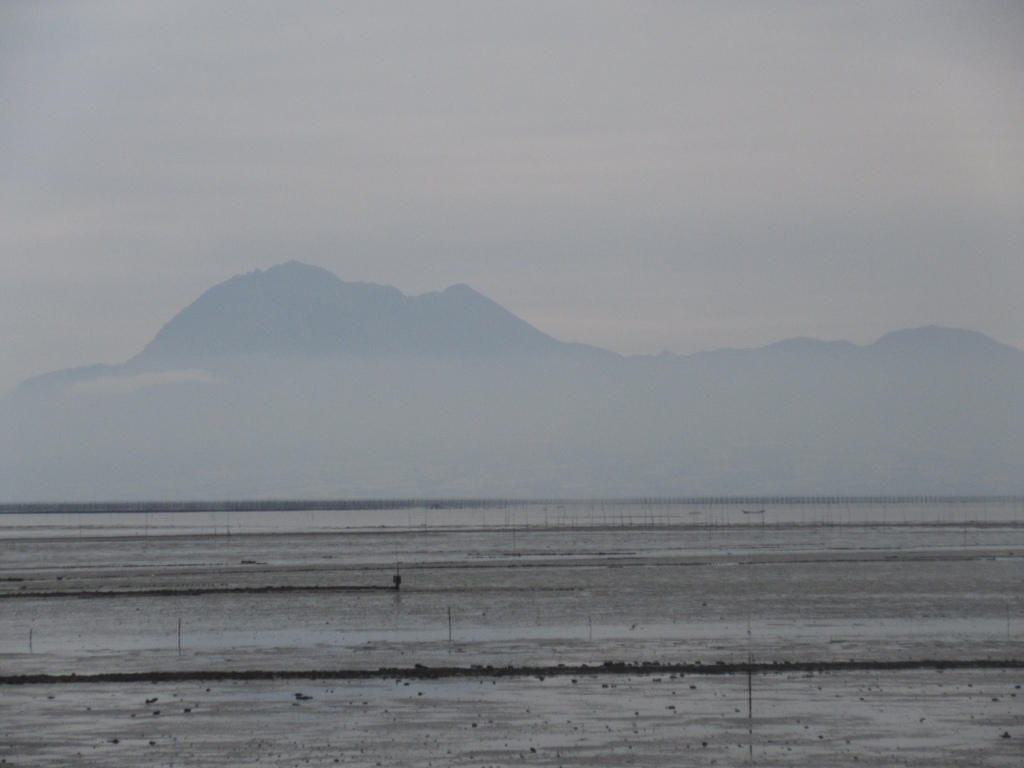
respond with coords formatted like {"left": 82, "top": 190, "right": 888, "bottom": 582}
{"left": 741, "top": 509, "right": 765, "bottom": 514}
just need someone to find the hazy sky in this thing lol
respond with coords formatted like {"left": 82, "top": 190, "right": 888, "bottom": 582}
{"left": 2, "top": 1, "right": 1023, "bottom": 394}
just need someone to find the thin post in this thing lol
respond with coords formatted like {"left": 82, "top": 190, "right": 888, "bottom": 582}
{"left": 29, "top": 628, "right": 33, "bottom": 654}
{"left": 747, "top": 662, "right": 753, "bottom": 761}
{"left": 177, "top": 617, "right": 182, "bottom": 656}
{"left": 747, "top": 611, "right": 753, "bottom": 761}
{"left": 447, "top": 607, "right": 452, "bottom": 653}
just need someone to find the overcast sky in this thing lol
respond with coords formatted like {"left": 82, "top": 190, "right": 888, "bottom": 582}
{"left": 2, "top": 1, "right": 1022, "bottom": 394}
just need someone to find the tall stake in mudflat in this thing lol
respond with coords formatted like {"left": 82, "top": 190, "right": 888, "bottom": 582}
{"left": 747, "top": 660, "right": 753, "bottom": 761}
{"left": 177, "top": 617, "right": 182, "bottom": 656}
{"left": 747, "top": 607, "right": 753, "bottom": 760}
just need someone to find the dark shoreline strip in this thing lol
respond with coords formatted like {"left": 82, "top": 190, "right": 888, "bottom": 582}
{"left": 0, "top": 585, "right": 395, "bottom": 599}
{"left": 1, "top": 659, "right": 1020, "bottom": 686}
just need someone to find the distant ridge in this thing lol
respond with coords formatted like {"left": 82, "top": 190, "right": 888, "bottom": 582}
{"left": 685, "top": 325, "right": 1023, "bottom": 361}
{"left": 4, "top": 262, "right": 1022, "bottom": 500}
{"left": 17, "top": 262, "right": 1022, "bottom": 390}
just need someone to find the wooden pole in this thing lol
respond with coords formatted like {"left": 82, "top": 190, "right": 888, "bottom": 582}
{"left": 747, "top": 606, "right": 753, "bottom": 760}
{"left": 747, "top": 662, "right": 753, "bottom": 761}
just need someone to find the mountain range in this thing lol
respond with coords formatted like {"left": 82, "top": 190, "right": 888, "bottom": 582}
{"left": 4, "top": 261, "right": 1023, "bottom": 500}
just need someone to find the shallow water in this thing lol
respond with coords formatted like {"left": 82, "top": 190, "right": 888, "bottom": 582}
{"left": 2, "top": 498, "right": 1021, "bottom": 537}
{"left": 1, "top": 508, "right": 1020, "bottom": 671}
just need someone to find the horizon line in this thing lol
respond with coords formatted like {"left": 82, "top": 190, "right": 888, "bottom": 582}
{"left": 2, "top": 495, "right": 1023, "bottom": 514}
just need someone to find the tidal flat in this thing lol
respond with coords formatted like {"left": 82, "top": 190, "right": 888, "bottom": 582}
{"left": 0, "top": 501, "right": 1021, "bottom": 766}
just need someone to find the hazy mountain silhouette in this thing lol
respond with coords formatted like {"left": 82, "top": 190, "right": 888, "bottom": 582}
{"left": 5, "top": 263, "right": 1023, "bottom": 500}
{"left": 19, "top": 261, "right": 606, "bottom": 393}
{"left": 134, "top": 261, "right": 581, "bottom": 363}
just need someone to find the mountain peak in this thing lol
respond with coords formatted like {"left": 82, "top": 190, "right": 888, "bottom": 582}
{"left": 870, "top": 325, "right": 1019, "bottom": 358}
{"left": 130, "top": 263, "right": 561, "bottom": 366}
{"left": 441, "top": 283, "right": 475, "bottom": 294}
{"left": 264, "top": 259, "right": 336, "bottom": 278}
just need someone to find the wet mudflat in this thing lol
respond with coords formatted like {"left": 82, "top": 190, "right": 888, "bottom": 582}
{"left": 0, "top": 508, "right": 1021, "bottom": 765}
{"left": 1, "top": 668, "right": 1021, "bottom": 767}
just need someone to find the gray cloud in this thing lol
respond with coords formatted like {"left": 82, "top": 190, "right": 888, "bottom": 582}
{"left": 1, "top": 1, "right": 1022, "bottom": 393}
